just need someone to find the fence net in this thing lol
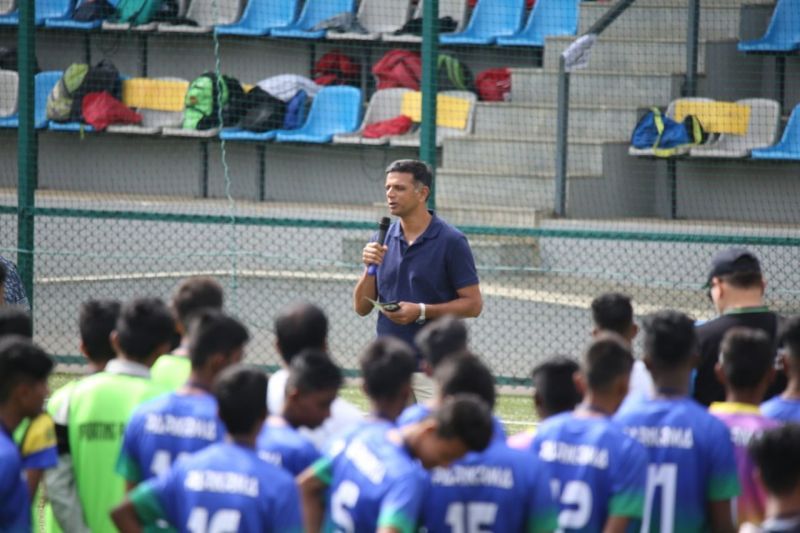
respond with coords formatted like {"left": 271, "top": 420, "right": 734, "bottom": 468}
{"left": 1, "top": 0, "right": 799, "bottom": 383}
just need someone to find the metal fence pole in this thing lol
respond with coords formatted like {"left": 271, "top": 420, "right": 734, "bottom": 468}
{"left": 420, "top": 0, "right": 439, "bottom": 210}
{"left": 554, "top": 56, "right": 570, "bottom": 217}
{"left": 685, "top": 0, "right": 701, "bottom": 96}
{"left": 17, "top": 0, "right": 37, "bottom": 313}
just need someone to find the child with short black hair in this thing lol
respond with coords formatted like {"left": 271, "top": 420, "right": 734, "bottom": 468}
{"left": 709, "top": 327, "right": 780, "bottom": 527}
{"left": 762, "top": 315, "right": 800, "bottom": 423}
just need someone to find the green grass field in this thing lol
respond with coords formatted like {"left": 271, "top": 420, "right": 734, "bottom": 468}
{"left": 50, "top": 373, "right": 538, "bottom": 434}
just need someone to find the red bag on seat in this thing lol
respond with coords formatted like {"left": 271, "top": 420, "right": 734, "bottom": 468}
{"left": 372, "top": 50, "right": 422, "bottom": 90}
{"left": 475, "top": 68, "right": 511, "bottom": 102}
{"left": 312, "top": 51, "right": 361, "bottom": 87}
{"left": 81, "top": 91, "right": 141, "bottom": 130}
{"left": 363, "top": 115, "right": 413, "bottom": 139}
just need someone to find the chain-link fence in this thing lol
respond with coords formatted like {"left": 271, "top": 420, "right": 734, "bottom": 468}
{"left": 1, "top": 0, "right": 798, "bottom": 383}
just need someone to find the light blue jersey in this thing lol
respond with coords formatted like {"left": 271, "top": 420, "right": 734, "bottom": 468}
{"left": 117, "top": 391, "right": 224, "bottom": 484}
{"left": 0, "top": 426, "right": 29, "bottom": 532}
{"left": 423, "top": 438, "right": 558, "bottom": 533}
{"left": 761, "top": 396, "right": 800, "bottom": 423}
{"left": 531, "top": 412, "right": 648, "bottom": 532}
{"left": 130, "top": 442, "right": 302, "bottom": 533}
{"left": 311, "top": 423, "right": 427, "bottom": 533}
{"left": 256, "top": 416, "right": 320, "bottom": 476}
{"left": 615, "top": 397, "right": 741, "bottom": 533}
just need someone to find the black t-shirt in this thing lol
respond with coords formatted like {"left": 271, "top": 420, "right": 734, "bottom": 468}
{"left": 693, "top": 309, "right": 782, "bottom": 406}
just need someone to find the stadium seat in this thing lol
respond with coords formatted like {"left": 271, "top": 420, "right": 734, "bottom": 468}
{"left": 103, "top": 0, "right": 189, "bottom": 30}
{"left": 389, "top": 90, "right": 476, "bottom": 147}
{"left": 158, "top": 0, "right": 244, "bottom": 34}
{"left": 439, "top": 0, "right": 525, "bottom": 46}
{"left": 327, "top": 0, "right": 411, "bottom": 41}
{"left": 0, "top": 0, "right": 72, "bottom": 26}
{"left": 215, "top": 0, "right": 298, "bottom": 37}
{"left": 0, "top": 71, "right": 62, "bottom": 129}
{"left": 333, "top": 88, "right": 413, "bottom": 145}
{"left": 219, "top": 127, "right": 278, "bottom": 141}
{"left": 270, "top": 0, "right": 356, "bottom": 40}
{"left": 628, "top": 97, "right": 713, "bottom": 157}
{"left": 107, "top": 77, "right": 188, "bottom": 135}
{"left": 45, "top": 0, "right": 121, "bottom": 30}
{"left": 689, "top": 99, "right": 781, "bottom": 158}
{"left": 497, "top": 0, "right": 580, "bottom": 47}
{"left": 0, "top": 70, "right": 18, "bottom": 120}
{"left": 382, "top": 0, "right": 468, "bottom": 43}
{"left": 752, "top": 104, "right": 800, "bottom": 160}
{"left": 738, "top": 0, "right": 800, "bottom": 53}
{"left": 275, "top": 86, "right": 361, "bottom": 143}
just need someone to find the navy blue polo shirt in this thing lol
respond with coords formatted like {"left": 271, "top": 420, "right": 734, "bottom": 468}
{"left": 376, "top": 212, "right": 479, "bottom": 351}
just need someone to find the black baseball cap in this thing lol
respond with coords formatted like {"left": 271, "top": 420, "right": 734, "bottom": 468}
{"left": 704, "top": 247, "right": 761, "bottom": 288}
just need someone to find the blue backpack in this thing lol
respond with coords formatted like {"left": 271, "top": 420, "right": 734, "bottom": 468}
{"left": 631, "top": 107, "right": 706, "bottom": 157}
{"left": 282, "top": 90, "right": 308, "bottom": 130}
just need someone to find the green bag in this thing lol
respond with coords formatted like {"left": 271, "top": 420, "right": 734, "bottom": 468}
{"left": 182, "top": 73, "right": 246, "bottom": 130}
{"left": 46, "top": 63, "right": 89, "bottom": 122}
{"left": 111, "top": 0, "right": 164, "bottom": 25}
{"left": 437, "top": 54, "right": 473, "bottom": 92}
{"left": 182, "top": 74, "right": 229, "bottom": 130}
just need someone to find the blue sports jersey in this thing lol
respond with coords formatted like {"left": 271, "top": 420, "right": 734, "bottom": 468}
{"left": 130, "top": 441, "right": 303, "bottom": 533}
{"left": 761, "top": 396, "right": 800, "bottom": 423}
{"left": 312, "top": 423, "right": 428, "bottom": 533}
{"left": 396, "top": 404, "right": 507, "bottom": 441}
{"left": 117, "top": 391, "right": 224, "bottom": 484}
{"left": 0, "top": 425, "right": 30, "bottom": 532}
{"left": 256, "top": 416, "right": 321, "bottom": 476}
{"left": 615, "top": 397, "right": 741, "bottom": 533}
{"left": 531, "top": 412, "right": 648, "bottom": 532}
{"left": 423, "top": 438, "right": 558, "bottom": 533}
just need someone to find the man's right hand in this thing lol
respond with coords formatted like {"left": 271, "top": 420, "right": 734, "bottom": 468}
{"left": 363, "top": 242, "right": 388, "bottom": 268}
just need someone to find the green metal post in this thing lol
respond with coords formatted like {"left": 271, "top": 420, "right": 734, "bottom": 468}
{"left": 420, "top": 0, "right": 439, "bottom": 210}
{"left": 17, "top": 0, "right": 37, "bottom": 312}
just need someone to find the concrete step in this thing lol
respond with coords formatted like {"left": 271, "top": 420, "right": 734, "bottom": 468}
{"left": 436, "top": 169, "right": 556, "bottom": 211}
{"left": 473, "top": 102, "right": 639, "bottom": 140}
{"left": 341, "top": 233, "right": 541, "bottom": 270}
{"left": 579, "top": 3, "right": 743, "bottom": 41}
{"left": 511, "top": 68, "right": 680, "bottom": 107}
{"left": 543, "top": 36, "right": 708, "bottom": 74}
{"left": 443, "top": 136, "right": 605, "bottom": 175}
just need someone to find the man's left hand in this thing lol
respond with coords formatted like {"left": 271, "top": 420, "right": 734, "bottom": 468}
{"left": 382, "top": 302, "right": 421, "bottom": 325}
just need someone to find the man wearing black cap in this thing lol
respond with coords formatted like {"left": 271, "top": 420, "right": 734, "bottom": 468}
{"left": 694, "top": 247, "right": 782, "bottom": 406}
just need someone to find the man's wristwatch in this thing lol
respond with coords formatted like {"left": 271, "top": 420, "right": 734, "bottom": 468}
{"left": 415, "top": 303, "right": 426, "bottom": 325}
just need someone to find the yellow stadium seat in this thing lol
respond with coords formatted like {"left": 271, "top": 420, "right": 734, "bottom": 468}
{"left": 121, "top": 78, "right": 189, "bottom": 112}
{"left": 674, "top": 100, "right": 751, "bottom": 135}
{"left": 400, "top": 91, "right": 473, "bottom": 130}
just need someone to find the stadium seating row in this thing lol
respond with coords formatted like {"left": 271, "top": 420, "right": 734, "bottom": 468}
{"left": 0, "top": 0, "right": 581, "bottom": 47}
{"left": 0, "top": 70, "right": 477, "bottom": 146}
{"left": 629, "top": 97, "right": 800, "bottom": 161}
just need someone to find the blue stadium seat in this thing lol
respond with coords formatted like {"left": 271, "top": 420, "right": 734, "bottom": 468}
{"left": 751, "top": 104, "right": 800, "bottom": 160}
{"left": 0, "top": 0, "right": 73, "bottom": 25}
{"left": 45, "top": 0, "right": 120, "bottom": 30}
{"left": 738, "top": 0, "right": 800, "bottom": 53}
{"left": 497, "top": 0, "right": 580, "bottom": 47}
{"left": 440, "top": 0, "right": 525, "bottom": 46}
{"left": 219, "top": 128, "right": 278, "bottom": 141}
{"left": 270, "top": 0, "right": 355, "bottom": 40}
{"left": 215, "top": 0, "right": 298, "bottom": 36}
{"left": 0, "top": 71, "right": 62, "bottom": 129}
{"left": 275, "top": 86, "right": 361, "bottom": 143}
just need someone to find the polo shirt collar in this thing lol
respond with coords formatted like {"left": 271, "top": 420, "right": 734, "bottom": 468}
{"left": 390, "top": 211, "right": 443, "bottom": 244}
{"left": 105, "top": 358, "right": 150, "bottom": 378}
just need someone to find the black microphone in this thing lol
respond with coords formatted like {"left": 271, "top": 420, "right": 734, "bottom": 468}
{"left": 366, "top": 217, "right": 391, "bottom": 276}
